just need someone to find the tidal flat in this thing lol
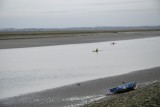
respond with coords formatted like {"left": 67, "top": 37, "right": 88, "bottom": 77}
{"left": 0, "top": 30, "right": 160, "bottom": 107}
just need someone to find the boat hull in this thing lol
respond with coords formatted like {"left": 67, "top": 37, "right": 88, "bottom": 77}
{"left": 109, "top": 82, "right": 136, "bottom": 93}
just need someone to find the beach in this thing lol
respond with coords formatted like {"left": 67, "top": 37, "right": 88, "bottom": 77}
{"left": 0, "top": 30, "right": 160, "bottom": 107}
{"left": 0, "top": 67, "right": 160, "bottom": 107}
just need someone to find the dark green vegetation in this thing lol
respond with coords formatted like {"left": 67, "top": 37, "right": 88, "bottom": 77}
{"left": 83, "top": 81, "right": 160, "bottom": 107}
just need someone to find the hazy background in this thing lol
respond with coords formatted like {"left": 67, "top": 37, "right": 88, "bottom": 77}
{"left": 0, "top": 0, "right": 160, "bottom": 29}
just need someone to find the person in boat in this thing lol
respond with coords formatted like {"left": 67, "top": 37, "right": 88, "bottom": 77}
{"left": 93, "top": 48, "right": 99, "bottom": 52}
{"left": 95, "top": 48, "right": 99, "bottom": 52}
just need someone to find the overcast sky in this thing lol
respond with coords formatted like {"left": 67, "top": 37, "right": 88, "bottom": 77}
{"left": 0, "top": 0, "right": 160, "bottom": 29}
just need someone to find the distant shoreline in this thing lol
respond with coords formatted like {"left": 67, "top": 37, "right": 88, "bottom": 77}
{"left": 0, "top": 29, "right": 160, "bottom": 40}
{"left": 0, "top": 30, "right": 160, "bottom": 49}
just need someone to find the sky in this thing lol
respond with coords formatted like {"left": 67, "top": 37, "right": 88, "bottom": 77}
{"left": 0, "top": 0, "right": 160, "bottom": 29}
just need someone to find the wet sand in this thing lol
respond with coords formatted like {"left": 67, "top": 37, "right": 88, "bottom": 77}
{"left": 0, "top": 67, "right": 160, "bottom": 107}
{"left": 0, "top": 31, "right": 160, "bottom": 49}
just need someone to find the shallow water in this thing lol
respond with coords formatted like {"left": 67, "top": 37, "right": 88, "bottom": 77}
{"left": 0, "top": 37, "right": 160, "bottom": 99}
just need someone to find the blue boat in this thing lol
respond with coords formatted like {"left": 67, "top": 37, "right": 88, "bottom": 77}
{"left": 109, "top": 82, "right": 136, "bottom": 93}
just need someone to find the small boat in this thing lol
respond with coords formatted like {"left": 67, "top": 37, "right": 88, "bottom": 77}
{"left": 111, "top": 42, "right": 116, "bottom": 45}
{"left": 109, "top": 82, "right": 136, "bottom": 93}
{"left": 92, "top": 48, "right": 99, "bottom": 52}
{"left": 92, "top": 48, "right": 103, "bottom": 52}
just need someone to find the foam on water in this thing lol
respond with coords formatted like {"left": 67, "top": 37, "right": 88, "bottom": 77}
{"left": 0, "top": 37, "right": 160, "bottom": 99}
